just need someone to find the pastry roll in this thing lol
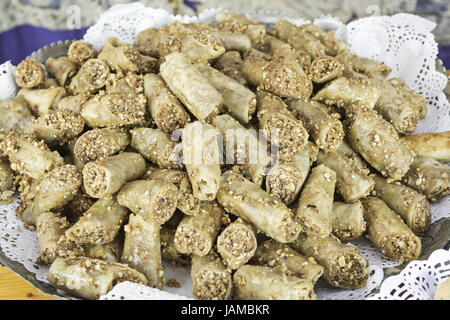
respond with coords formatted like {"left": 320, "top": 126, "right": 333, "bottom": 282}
{"left": 374, "top": 79, "right": 418, "bottom": 134}
{"left": 209, "top": 28, "right": 252, "bottom": 53}
{"left": 36, "top": 211, "right": 83, "bottom": 265}
{"left": 217, "top": 219, "right": 257, "bottom": 269}
{"left": 331, "top": 201, "right": 366, "bottom": 241}
{"left": 45, "top": 57, "right": 77, "bottom": 86}
{"left": 117, "top": 180, "right": 178, "bottom": 225}
{"left": 214, "top": 51, "right": 248, "bottom": 87}
{"left": 233, "top": 265, "right": 316, "bottom": 300}
{"left": 336, "top": 140, "right": 370, "bottom": 175}
{"left": 290, "top": 234, "right": 370, "bottom": 289}
{"left": 84, "top": 234, "right": 123, "bottom": 262}
{"left": 195, "top": 63, "right": 256, "bottom": 124}
{"left": 68, "top": 59, "right": 110, "bottom": 95}
{"left": 81, "top": 91, "right": 147, "bottom": 128}
{"left": 345, "top": 105, "right": 414, "bottom": 181}
{"left": 14, "top": 59, "right": 45, "bottom": 88}
{"left": 18, "top": 87, "right": 66, "bottom": 115}
{"left": 373, "top": 174, "right": 431, "bottom": 235}
{"left": 0, "top": 97, "right": 35, "bottom": 134}
{"left": 287, "top": 99, "right": 344, "bottom": 152}
{"left": 317, "top": 149, "right": 375, "bottom": 202}
{"left": 0, "top": 159, "right": 15, "bottom": 204}
{"left": 98, "top": 38, "right": 158, "bottom": 73}
{"left": 389, "top": 78, "right": 427, "bottom": 119}
{"left": 145, "top": 168, "right": 200, "bottom": 216}
{"left": 310, "top": 56, "right": 343, "bottom": 83}
{"left": 66, "top": 197, "right": 128, "bottom": 245}
{"left": 346, "top": 54, "right": 391, "bottom": 79}
{"left": 42, "top": 78, "right": 59, "bottom": 89}
{"left": 313, "top": 77, "right": 380, "bottom": 109}
{"left": 300, "top": 24, "right": 348, "bottom": 56}
{"left": 74, "top": 128, "right": 130, "bottom": 164}
{"left": 217, "top": 171, "right": 301, "bottom": 243}
{"left": 243, "top": 50, "right": 312, "bottom": 100}
{"left": 19, "top": 165, "right": 82, "bottom": 226}
{"left": 130, "top": 127, "right": 181, "bottom": 169}
{"left": 174, "top": 201, "right": 224, "bottom": 256}
{"left": 82, "top": 152, "right": 146, "bottom": 198}
{"left": 211, "top": 114, "right": 271, "bottom": 186}
{"left": 1, "top": 133, "right": 64, "bottom": 180}
{"left": 191, "top": 252, "right": 232, "bottom": 300}
{"left": 48, "top": 257, "right": 148, "bottom": 300}
{"left": 134, "top": 28, "right": 159, "bottom": 57}
{"left": 402, "top": 156, "right": 450, "bottom": 201}
{"left": 256, "top": 90, "right": 309, "bottom": 161}
{"left": 122, "top": 214, "right": 163, "bottom": 289}
{"left": 266, "top": 142, "right": 319, "bottom": 205}
{"left": 160, "top": 227, "right": 190, "bottom": 266}
{"left": 160, "top": 52, "right": 223, "bottom": 122}
{"left": 65, "top": 192, "right": 96, "bottom": 224}
{"left": 68, "top": 40, "right": 97, "bottom": 65}
{"left": 294, "top": 164, "right": 336, "bottom": 238}
{"left": 251, "top": 240, "right": 324, "bottom": 284}
{"left": 401, "top": 131, "right": 450, "bottom": 162}
{"left": 362, "top": 197, "right": 422, "bottom": 263}
{"left": 32, "top": 109, "right": 85, "bottom": 146}
{"left": 56, "top": 94, "right": 91, "bottom": 114}
{"left": 182, "top": 121, "right": 221, "bottom": 201}
{"left": 215, "top": 11, "right": 266, "bottom": 46}
{"left": 143, "top": 73, "right": 190, "bottom": 133}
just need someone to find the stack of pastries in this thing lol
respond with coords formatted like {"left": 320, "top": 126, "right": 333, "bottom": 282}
{"left": 0, "top": 11, "right": 449, "bottom": 300}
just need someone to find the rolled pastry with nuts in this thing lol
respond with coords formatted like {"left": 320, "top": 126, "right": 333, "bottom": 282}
{"left": 81, "top": 91, "right": 148, "bottom": 128}
{"left": 214, "top": 51, "right": 248, "bottom": 87}
{"left": 134, "top": 28, "right": 159, "bottom": 57}
{"left": 182, "top": 121, "right": 221, "bottom": 201}
{"left": 160, "top": 227, "right": 190, "bottom": 266}
{"left": 313, "top": 77, "right": 380, "bottom": 109}
{"left": 290, "top": 234, "right": 370, "bottom": 289}
{"left": 389, "top": 77, "right": 427, "bottom": 119}
{"left": 401, "top": 131, "right": 450, "bottom": 162}
{"left": 402, "top": 156, "right": 450, "bottom": 201}
{"left": 251, "top": 240, "right": 324, "bottom": 284}
{"left": 217, "top": 219, "right": 257, "bottom": 269}
{"left": 215, "top": 11, "right": 266, "bottom": 47}
{"left": 0, "top": 133, "right": 64, "bottom": 180}
{"left": 310, "top": 56, "right": 343, "bottom": 83}
{"left": 32, "top": 109, "right": 85, "bottom": 147}
{"left": 174, "top": 201, "right": 224, "bottom": 257}
{"left": 130, "top": 128, "right": 181, "bottom": 170}
{"left": 66, "top": 197, "right": 128, "bottom": 245}
{"left": 195, "top": 63, "right": 256, "bottom": 124}
{"left": 233, "top": 265, "right": 317, "bottom": 300}
{"left": 160, "top": 52, "right": 223, "bottom": 122}
{"left": 18, "top": 87, "right": 66, "bottom": 115}
{"left": 344, "top": 54, "right": 391, "bottom": 79}
{"left": 212, "top": 114, "right": 271, "bottom": 186}
{"left": 68, "top": 59, "right": 110, "bottom": 95}
{"left": 362, "top": 197, "right": 422, "bottom": 263}
{"left": 68, "top": 40, "right": 97, "bottom": 65}
{"left": 287, "top": 99, "right": 344, "bottom": 153}
{"left": 64, "top": 192, "right": 96, "bottom": 224}
{"left": 217, "top": 171, "right": 301, "bottom": 243}
{"left": 82, "top": 152, "right": 146, "bottom": 198}
{"left": 48, "top": 257, "right": 148, "bottom": 300}
{"left": 300, "top": 24, "right": 348, "bottom": 56}
{"left": 294, "top": 164, "right": 336, "bottom": 238}
{"left": 36, "top": 211, "right": 83, "bottom": 265}
{"left": 122, "top": 213, "right": 163, "bottom": 289}
{"left": 256, "top": 90, "right": 309, "bottom": 161}
{"left": 74, "top": 128, "right": 130, "bottom": 165}
{"left": 20, "top": 164, "right": 82, "bottom": 226}
{"left": 345, "top": 104, "right": 414, "bottom": 181}
{"left": 0, "top": 159, "right": 15, "bottom": 204}
{"left": 191, "top": 252, "right": 232, "bottom": 300}
{"left": 317, "top": 149, "right": 375, "bottom": 202}
{"left": 117, "top": 180, "right": 178, "bottom": 225}
{"left": 373, "top": 174, "right": 431, "bottom": 235}
{"left": 143, "top": 74, "right": 190, "bottom": 133}
{"left": 335, "top": 140, "right": 370, "bottom": 175}
{"left": 331, "top": 201, "right": 366, "bottom": 241}
{"left": 14, "top": 59, "right": 45, "bottom": 88}
{"left": 0, "top": 97, "right": 35, "bottom": 134}
{"left": 84, "top": 234, "right": 123, "bottom": 262}
{"left": 56, "top": 94, "right": 91, "bottom": 114}
{"left": 265, "top": 141, "right": 319, "bottom": 205}
{"left": 45, "top": 57, "right": 77, "bottom": 86}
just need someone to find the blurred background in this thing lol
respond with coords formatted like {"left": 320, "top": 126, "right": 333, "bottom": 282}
{"left": 0, "top": 0, "right": 449, "bottom": 67}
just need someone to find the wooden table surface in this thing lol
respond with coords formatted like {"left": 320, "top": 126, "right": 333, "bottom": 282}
{"left": 0, "top": 266, "right": 54, "bottom": 300}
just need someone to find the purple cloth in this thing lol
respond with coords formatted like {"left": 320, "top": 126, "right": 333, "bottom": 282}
{"left": 438, "top": 45, "right": 450, "bottom": 70}
{"left": 0, "top": 25, "right": 87, "bottom": 65}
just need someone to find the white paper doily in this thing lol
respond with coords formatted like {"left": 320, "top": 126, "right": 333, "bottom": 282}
{"left": 0, "top": 4, "right": 449, "bottom": 300}
{"left": 368, "top": 249, "right": 450, "bottom": 300}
